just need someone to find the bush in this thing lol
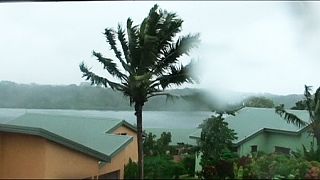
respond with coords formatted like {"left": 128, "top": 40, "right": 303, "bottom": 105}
{"left": 124, "top": 158, "right": 138, "bottom": 179}
{"left": 237, "top": 153, "right": 320, "bottom": 179}
{"left": 181, "top": 155, "right": 195, "bottom": 176}
{"left": 144, "top": 155, "right": 186, "bottom": 179}
{"left": 303, "top": 142, "right": 320, "bottom": 162}
{"left": 198, "top": 114, "right": 238, "bottom": 179}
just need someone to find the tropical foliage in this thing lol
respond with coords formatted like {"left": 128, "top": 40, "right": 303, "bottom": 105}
{"left": 291, "top": 99, "right": 307, "bottom": 110}
{"left": 143, "top": 132, "right": 172, "bottom": 156}
{"left": 144, "top": 155, "right": 186, "bottom": 179}
{"left": 79, "top": 4, "right": 200, "bottom": 178}
{"left": 275, "top": 85, "right": 320, "bottom": 145}
{"left": 234, "top": 153, "right": 320, "bottom": 179}
{"left": 124, "top": 158, "right": 139, "bottom": 179}
{"left": 197, "top": 113, "right": 238, "bottom": 179}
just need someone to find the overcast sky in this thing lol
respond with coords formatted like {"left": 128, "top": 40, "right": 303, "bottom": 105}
{"left": 1, "top": 1, "right": 320, "bottom": 95}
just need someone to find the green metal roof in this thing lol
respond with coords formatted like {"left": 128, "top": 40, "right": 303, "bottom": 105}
{"left": 3, "top": 113, "right": 135, "bottom": 161}
{"left": 189, "top": 107, "right": 310, "bottom": 145}
{"left": 146, "top": 128, "right": 198, "bottom": 146}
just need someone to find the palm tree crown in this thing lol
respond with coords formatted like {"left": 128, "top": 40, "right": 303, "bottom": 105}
{"left": 80, "top": 4, "right": 200, "bottom": 105}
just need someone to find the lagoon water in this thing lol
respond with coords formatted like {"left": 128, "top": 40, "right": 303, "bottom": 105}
{"left": 0, "top": 108, "right": 212, "bottom": 129}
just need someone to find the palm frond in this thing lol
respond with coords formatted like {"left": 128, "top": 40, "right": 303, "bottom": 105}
{"left": 143, "top": 4, "right": 161, "bottom": 37}
{"left": 305, "top": 85, "right": 315, "bottom": 121}
{"left": 117, "top": 24, "right": 131, "bottom": 64}
{"left": 127, "top": 18, "right": 140, "bottom": 70}
{"left": 154, "top": 33, "right": 200, "bottom": 74}
{"left": 156, "top": 62, "right": 195, "bottom": 89}
{"left": 157, "top": 12, "right": 183, "bottom": 53}
{"left": 92, "top": 51, "right": 127, "bottom": 81}
{"left": 275, "top": 104, "right": 308, "bottom": 128}
{"left": 138, "top": 5, "right": 162, "bottom": 68}
{"left": 79, "top": 62, "right": 124, "bottom": 91}
{"left": 147, "top": 92, "right": 180, "bottom": 102}
{"left": 104, "top": 28, "right": 131, "bottom": 73}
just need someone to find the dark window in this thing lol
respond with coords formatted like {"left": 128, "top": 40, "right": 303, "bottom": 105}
{"left": 275, "top": 146, "right": 290, "bottom": 154}
{"left": 251, "top": 145, "right": 257, "bottom": 153}
{"left": 116, "top": 132, "right": 127, "bottom": 135}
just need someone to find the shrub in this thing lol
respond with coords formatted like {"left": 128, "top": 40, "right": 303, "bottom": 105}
{"left": 198, "top": 114, "right": 237, "bottom": 179}
{"left": 124, "top": 158, "right": 138, "bottom": 179}
{"left": 144, "top": 155, "right": 186, "bottom": 179}
{"left": 181, "top": 154, "right": 196, "bottom": 176}
{"left": 244, "top": 153, "right": 320, "bottom": 179}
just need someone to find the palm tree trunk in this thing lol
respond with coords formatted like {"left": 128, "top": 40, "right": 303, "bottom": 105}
{"left": 135, "top": 103, "right": 144, "bottom": 179}
{"left": 315, "top": 133, "right": 320, "bottom": 149}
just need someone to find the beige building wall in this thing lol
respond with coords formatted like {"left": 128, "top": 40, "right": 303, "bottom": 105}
{"left": 0, "top": 133, "right": 46, "bottom": 178}
{"left": 44, "top": 139, "right": 99, "bottom": 179}
{"left": 112, "top": 126, "right": 138, "bottom": 163}
{"left": 100, "top": 147, "right": 126, "bottom": 178}
{"left": 0, "top": 132, "right": 134, "bottom": 179}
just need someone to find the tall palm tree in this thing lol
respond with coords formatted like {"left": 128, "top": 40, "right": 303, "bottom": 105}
{"left": 275, "top": 85, "right": 320, "bottom": 146}
{"left": 79, "top": 4, "right": 200, "bottom": 179}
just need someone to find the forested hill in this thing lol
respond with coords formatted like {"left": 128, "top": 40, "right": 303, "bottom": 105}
{"left": 0, "top": 81, "right": 304, "bottom": 111}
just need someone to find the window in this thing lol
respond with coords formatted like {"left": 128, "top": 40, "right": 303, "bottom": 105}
{"left": 275, "top": 146, "right": 290, "bottom": 154}
{"left": 116, "top": 132, "right": 127, "bottom": 135}
{"left": 251, "top": 145, "right": 257, "bottom": 153}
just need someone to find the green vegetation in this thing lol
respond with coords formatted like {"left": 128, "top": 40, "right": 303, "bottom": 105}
{"left": 143, "top": 132, "right": 172, "bottom": 156}
{"left": 197, "top": 114, "right": 238, "bottom": 179}
{"left": 0, "top": 81, "right": 210, "bottom": 111}
{"left": 144, "top": 155, "right": 186, "bottom": 179}
{"left": 291, "top": 99, "right": 307, "bottom": 110}
{"left": 0, "top": 81, "right": 304, "bottom": 111}
{"left": 124, "top": 158, "right": 139, "bottom": 179}
{"left": 244, "top": 96, "right": 275, "bottom": 108}
{"left": 234, "top": 153, "right": 320, "bottom": 179}
{"left": 79, "top": 4, "right": 200, "bottom": 178}
{"left": 125, "top": 131, "right": 195, "bottom": 179}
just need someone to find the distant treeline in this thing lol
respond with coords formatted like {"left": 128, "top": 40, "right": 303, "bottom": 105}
{"left": 0, "top": 81, "right": 210, "bottom": 111}
{"left": 0, "top": 81, "right": 304, "bottom": 111}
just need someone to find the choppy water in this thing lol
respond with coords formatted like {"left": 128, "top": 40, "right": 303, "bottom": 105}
{"left": 0, "top": 108, "right": 213, "bottom": 129}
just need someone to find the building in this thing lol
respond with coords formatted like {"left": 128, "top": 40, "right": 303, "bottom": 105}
{"left": 0, "top": 113, "right": 138, "bottom": 179}
{"left": 189, "top": 107, "right": 313, "bottom": 173}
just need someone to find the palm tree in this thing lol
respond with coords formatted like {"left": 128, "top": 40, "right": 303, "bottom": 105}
{"left": 275, "top": 85, "right": 320, "bottom": 146}
{"left": 79, "top": 4, "right": 200, "bottom": 179}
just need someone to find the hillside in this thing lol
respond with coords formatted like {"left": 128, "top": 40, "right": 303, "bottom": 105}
{"left": 0, "top": 81, "right": 304, "bottom": 111}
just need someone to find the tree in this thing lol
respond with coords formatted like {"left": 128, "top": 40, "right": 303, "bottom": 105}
{"left": 198, "top": 113, "right": 237, "bottom": 179}
{"left": 143, "top": 132, "right": 157, "bottom": 156}
{"left": 79, "top": 4, "right": 200, "bottom": 179}
{"left": 291, "top": 100, "right": 307, "bottom": 110}
{"left": 244, "top": 96, "right": 275, "bottom": 108}
{"left": 156, "top": 132, "right": 172, "bottom": 155}
{"left": 143, "top": 131, "right": 172, "bottom": 156}
{"left": 275, "top": 85, "right": 320, "bottom": 146}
